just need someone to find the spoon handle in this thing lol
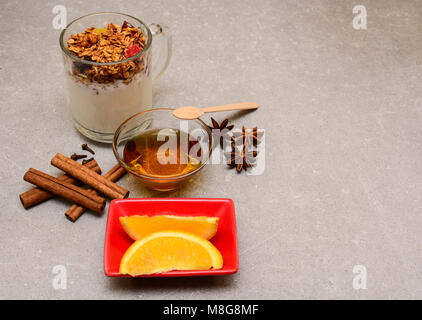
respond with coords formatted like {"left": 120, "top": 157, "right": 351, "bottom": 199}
{"left": 202, "top": 102, "right": 259, "bottom": 113}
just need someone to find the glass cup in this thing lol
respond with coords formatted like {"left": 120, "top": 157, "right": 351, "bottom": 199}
{"left": 112, "top": 109, "right": 213, "bottom": 191}
{"left": 60, "top": 12, "right": 171, "bottom": 143}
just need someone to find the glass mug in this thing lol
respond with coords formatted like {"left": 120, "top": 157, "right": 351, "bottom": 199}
{"left": 60, "top": 12, "right": 171, "bottom": 143}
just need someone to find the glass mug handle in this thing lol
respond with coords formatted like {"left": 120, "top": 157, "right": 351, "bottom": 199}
{"left": 149, "top": 23, "right": 172, "bottom": 83}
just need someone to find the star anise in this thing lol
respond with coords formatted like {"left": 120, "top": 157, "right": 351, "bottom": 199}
{"left": 207, "top": 117, "right": 234, "bottom": 149}
{"left": 225, "top": 138, "right": 259, "bottom": 173}
{"left": 233, "top": 126, "right": 263, "bottom": 147}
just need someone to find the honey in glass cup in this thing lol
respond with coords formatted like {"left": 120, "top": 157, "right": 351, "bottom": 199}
{"left": 113, "top": 108, "right": 212, "bottom": 191}
{"left": 123, "top": 128, "right": 203, "bottom": 177}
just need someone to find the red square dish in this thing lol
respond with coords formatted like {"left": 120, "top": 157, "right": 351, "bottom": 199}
{"left": 104, "top": 198, "right": 238, "bottom": 277}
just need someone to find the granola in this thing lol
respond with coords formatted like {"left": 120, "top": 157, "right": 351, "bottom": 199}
{"left": 66, "top": 21, "right": 147, "bottom": 84}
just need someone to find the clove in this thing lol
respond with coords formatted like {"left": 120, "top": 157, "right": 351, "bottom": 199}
{"left": 81, "top": 143, "right": 95, "bottom": 155}
{"left": 82, "top": 157, "right": 94, "bottom": 165}
{"left": 71, "top": 153, "right": 87, "bottom": 161}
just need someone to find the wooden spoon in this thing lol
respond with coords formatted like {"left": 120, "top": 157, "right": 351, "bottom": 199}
{"left": 173, "top": 102, "right": 259, "bottom": 120}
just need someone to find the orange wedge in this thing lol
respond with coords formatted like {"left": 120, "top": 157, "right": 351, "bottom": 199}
{"left": 119, "top": 215, "right": 219, "bottom": 241}
{"left": 119, "top": 231, "right": 223, "bottom": 276}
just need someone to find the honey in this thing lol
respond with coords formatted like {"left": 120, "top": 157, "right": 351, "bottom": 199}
{"left": 123, "top": 129, "right": 203, "bottom": 177}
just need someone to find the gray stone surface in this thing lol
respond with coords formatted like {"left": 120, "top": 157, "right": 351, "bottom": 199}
{"left": 0, "top": 0, "right": 421, "bottom": 299}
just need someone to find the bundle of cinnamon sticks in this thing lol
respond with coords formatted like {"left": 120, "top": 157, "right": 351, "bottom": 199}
{"left": 20, "top": 153, "right": 128, "bottom": 222}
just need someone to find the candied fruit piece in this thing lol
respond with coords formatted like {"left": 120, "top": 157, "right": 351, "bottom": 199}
{"left": 122, "top": 21, "right": 134, "bottom": 29}
{"left": 94, "top": 27, "right": 107, "bottom": 36}
{"left": 125, "top": 45, "right": 141, "bottom": 58}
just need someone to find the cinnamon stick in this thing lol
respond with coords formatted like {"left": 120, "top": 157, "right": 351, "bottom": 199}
{"left": 23, "top": 168, "right": 106, "bottom": 213}
{"left": 51, "top": 153, "right": 129, "bottom": 199}
{"left": 19, "top": 159, "right": 101, "bottom": 209}
{"left": 65, "top": 164, "right": 127, "bottom": 222}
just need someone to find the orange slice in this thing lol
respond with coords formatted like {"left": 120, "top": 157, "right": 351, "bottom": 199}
{"left": 119, "top": 215, "right": 219, "bottom": 241}
{"left": 119, "top": 231, "right": 223, "bottom": 276}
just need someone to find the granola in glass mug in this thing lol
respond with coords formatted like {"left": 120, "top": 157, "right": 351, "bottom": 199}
{"left": 60, "top": 13, "right": 171, "bottom": 143}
